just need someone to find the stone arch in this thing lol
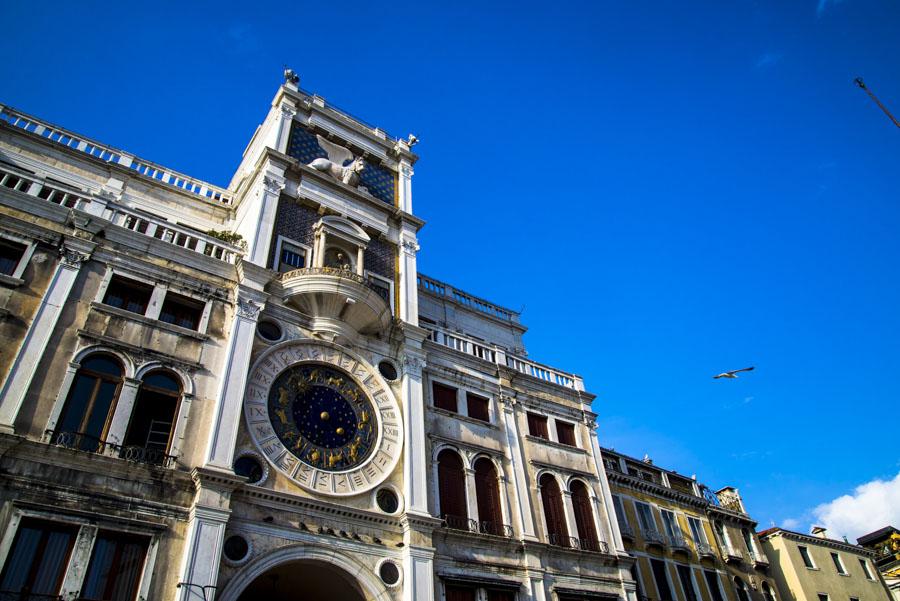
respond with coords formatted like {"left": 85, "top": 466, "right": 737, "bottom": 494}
{"left": 217, "top": 543, "right": 390, "bottom": 601}
{"left": 134, "top": 360, "right": 194, "bottom": 396}
{"left": 72, "top": 344, "right": 134, "bottom": 378}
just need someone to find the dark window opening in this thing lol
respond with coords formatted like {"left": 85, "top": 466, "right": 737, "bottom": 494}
{"left": 437, "top": 449, "right": 467, "bottom": 524}
{"left": 677, "top": 565, "right": 698, "bottom": 601}
{"left": 223, "top": 535, "right": 249, "bottom": 562}
{"left": 704, "top": 571, "right": 724, "bottom": 601}
{"left": 54, "top": 354, "right": 124, "bottom": 451}
{"left": 159, "top": 292, "right": 204, "bottom": 330}
{"left": 556, "top": 421, "right": 577, "bottom": 446}
{"left": 432, "top": 381, "right": 458, "bottom": 413}
{"left": 278, "top": 242, "right": 306, "bottom": 272}
{"left": 122, "top": 371, "right": 180, "bottom": 464}
{"left": 0, "top": 519, "right": 77, "bottom": 596}
{"left": 527, "top": 412, "right": 549, "bottom": 439}
{"left": 487, "top": 591, "right": 515, "bottom": 601}
{"left": 103, "top": 275, "right": 152, "bottom": 315}
{"left": 81, "top": 531, "right": 149, "bottom": 601}
{"left": 0, "top": 239, "right": 26, "bottom": 276}
{"left": 234, "top": 455, "right": 264, "bottom": 484}
{"left": 445, "top": 584, "right": 477, "bottom": 601}
{"left": 376, "top": 488, "right": 400, "bottom": 513}
{"left": 734, "top": 577, "right": 751, "bottom": 601}
{"left": 650, "top": 558, "right": 674, "bottom": 601}
{"left": 466, "top": 392, "right": 490, "bottom": 422}
{"left": 540, "top": 474, "right": 569, "bottom": 546}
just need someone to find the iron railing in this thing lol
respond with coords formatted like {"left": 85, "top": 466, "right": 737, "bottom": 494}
{"left": 619, "top": 523, "right": 635, "bottom": 539}
{"left": 696, "top": 542, "right": 716, "bottom": 558}
{"left": 46, "top": 430, "right": 177, "bottom": 468}
{"left": 0, "top": 591, "right": 63, "bottom": 601}
{"left": 479, "top": 520, "right": 514, "bottom": 538}
{"left": 442, "top": 514, "right": 478, "bottom": 533}
{"left": 643, "top": 529, "right": 667, "bottom": 547}
{"left": 669, "top": 534, "right": 690, "bottom": 552}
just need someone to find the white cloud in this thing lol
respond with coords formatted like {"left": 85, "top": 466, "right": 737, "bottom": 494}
{"left": 812, "top": 471, "right": 900, "bottom": 541}
{"left": 782, "top": 518, "right": 801, "bottom": 529}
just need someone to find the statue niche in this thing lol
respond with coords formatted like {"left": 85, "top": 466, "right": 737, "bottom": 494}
{"left": 309, "top": 135, "right": 366, "bottom": 188}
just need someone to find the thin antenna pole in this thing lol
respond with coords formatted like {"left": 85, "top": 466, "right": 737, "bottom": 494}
{"left": 855, "top": 78, "right": 900, "bottom": 129}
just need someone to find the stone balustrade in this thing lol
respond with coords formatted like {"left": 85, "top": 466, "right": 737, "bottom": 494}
{"left": 417, "top": 274, "right": 520, "bottom": 323}
{"left": 1, "top": 105, "right": 233, "bottom": 205}
{"left": 422, "top": 323, "right": 584, "bottom": 391}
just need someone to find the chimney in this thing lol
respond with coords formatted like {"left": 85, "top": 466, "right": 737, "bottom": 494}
{"left": 811, "top": 526, "right": 828, "bottom": 539}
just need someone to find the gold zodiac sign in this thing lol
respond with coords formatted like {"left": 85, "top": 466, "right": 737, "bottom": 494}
{"left": 309, "top": 449, "right": 321, "bottom": 464}
{"left": 344, "top": 388, "right": 359, "bottom": 402}
{"left": 307, "top": 368, "right": 321, "bottom": 383}
{"left": 349, "top": 436, "right": 362, "bottom": 461}
{"left": 328, "top": 451, "right": 344, "bottom": 468}
{"left": 275, "top": 408, "right": 289, "bottom": 425}
{"left": 278, "top": 387, "right": 291, "bottom": 406}
{"left": 281, "top": 430, "right": 296, "bottom": 441}
{"left": 325, "top": 376, "right": 343, "bottom": 388}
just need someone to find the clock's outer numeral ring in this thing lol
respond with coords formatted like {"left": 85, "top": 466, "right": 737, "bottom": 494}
{"left": 243, "top": 340, "right": 404, "bottom": 497}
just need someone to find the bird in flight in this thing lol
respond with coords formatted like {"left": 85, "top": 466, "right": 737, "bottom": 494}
{"left": 713, "top": 367, "right": 755, "bottom": 379}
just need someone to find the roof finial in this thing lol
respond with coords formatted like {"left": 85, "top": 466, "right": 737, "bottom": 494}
{"left": 283, "top": 67, "right": 300, "bottom": 89}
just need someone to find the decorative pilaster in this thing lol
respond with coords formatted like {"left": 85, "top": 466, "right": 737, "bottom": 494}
{"left": 586, "top": 422, "right": 628, "bottom": 553}
{"left": 177, "top": 468, "right": 245, "bottom": 601}
{"left": 500, "top": 394, "right": 537, "bottom": 540}
{"left": 0, "top": 242, "right": 92, "bottom": 432}
{"left": 203, "top": 286, "right": 267, "bottom": 471}
{"left": 402, "top": 544, "right": 436, "bottom": 601}
{"left": 562, "top": 490, "right": 579, "bottom": 544}
{"left": 398, "top": 224, "right": 420, "bottom": 325}
{"left": 400, "top": 346, "right": 429, "bottom": 515}
{"left": 464, "top": 467, "right": 479, "bottom": 526}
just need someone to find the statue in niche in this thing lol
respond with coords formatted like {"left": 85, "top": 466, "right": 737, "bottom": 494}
{"left": 323, "top": 248, "right": 353, "bottom": 271}
{"left": 309, "top": 135, "right": 366, "bottom": 187}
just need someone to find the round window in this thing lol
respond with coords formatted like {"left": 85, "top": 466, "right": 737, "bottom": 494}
{"left": 376, "top": 488, "right": 400, "bottom": 513}
{"left": 379, "top": 561, "right": 400, "bottom": 586}
{"left": 256, "top": 320, "right": 282, "bottom": 342}
{"left": 234, "top": 455, "right": 265, "bottom": 484}
{"left": 223, "top": 535, "right": 249, "bottom": 563}
{"left": 378, "top": 360, "right": 398, "bottom": 381}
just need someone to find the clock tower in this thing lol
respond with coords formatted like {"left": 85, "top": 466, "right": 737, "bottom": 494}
{"left": 177, "top": 73, "right": 433, "bottom": 601}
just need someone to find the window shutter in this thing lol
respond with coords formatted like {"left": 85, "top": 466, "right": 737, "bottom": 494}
{"left": 540, "top": 474, "right": 568, "bottom": 543}
{"left": 571, "top": 481, "right": 599, "bottom": 546}
{"left": 438, "top": 450, "right": 467, "bottom": 520}
{"left": 474, "top": 458, "right": 503, "bottom": 534}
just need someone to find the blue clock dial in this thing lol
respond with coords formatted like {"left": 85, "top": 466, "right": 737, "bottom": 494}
{"left": 268, "top": 364, "right": 375, "bottom": 472}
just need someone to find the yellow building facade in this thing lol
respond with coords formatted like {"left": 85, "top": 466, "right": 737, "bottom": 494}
{"left": 602, "top": 449, "right": 779, "bottom": 601}
{"left": 759, "top": 527, "right": 890, "bottom": 601}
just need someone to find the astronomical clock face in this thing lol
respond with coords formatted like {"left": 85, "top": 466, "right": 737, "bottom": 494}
{"left": 243, "top": 341, "right": 403, "bottom": 496}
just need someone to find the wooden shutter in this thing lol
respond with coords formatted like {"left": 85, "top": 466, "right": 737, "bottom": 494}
{"left": 527, "top": 413, "right": 548, "bottom": 439}
{"left": 474, "top": 458, "right": 503, "bottom": 534}
{"left": 432, "top": 382, "right": 458, "bottom": 412}
{"left": 438, "top": 450, "right": 467, "bottom": 521}
{"left": 445, "top": 584, "right": 477, "bottom": 601}
{"left": 571, "top": 481, "right": 599, "bottom": 547}
{"left": 540, "top": 474, "right": 568, "bottom": 543}
{"left": 466, "top": 392, "right": 490, "bottom": 422}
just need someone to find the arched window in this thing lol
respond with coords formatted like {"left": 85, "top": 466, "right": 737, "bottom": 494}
{"left": 539, "top": 474, "right": 569, "bottom": 546}
{"left": 570, "top": 480, "right": 600, "bottom": 550}
{"left": 121, "top": 371, "right": 181, "bottom": 466}
{"left": 438, "top": 449, "right": 468, "bottom": 529}
{"left": 761, "top": 582, "right": 776, "bottom": 601}
{"left": 734, "top": 577, "right": 751, "bottom": 601}
{"left": 474, "top": 457, "right": 504, "bottom": 536}
{"left": 54, "top": 354, "right": 124, "bottom": 452}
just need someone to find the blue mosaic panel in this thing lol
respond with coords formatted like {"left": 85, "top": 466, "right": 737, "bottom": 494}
{"left": 287, "top": 124, "right": 395, "bottom": 205}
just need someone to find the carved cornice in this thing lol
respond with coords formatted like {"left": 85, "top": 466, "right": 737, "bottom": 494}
{"left": 606, "top": 471, "right": 707, "bottom": 510}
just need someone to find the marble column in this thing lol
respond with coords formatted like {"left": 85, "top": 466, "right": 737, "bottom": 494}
{"left": 401, "top": 347, "right": 429, "bottom": 515}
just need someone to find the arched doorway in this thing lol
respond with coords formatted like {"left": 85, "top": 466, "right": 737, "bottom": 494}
{"left": 236, "top": 560, "right": 366, "bottom": 601}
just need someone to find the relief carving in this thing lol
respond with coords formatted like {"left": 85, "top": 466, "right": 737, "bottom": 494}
{"left": 308, "top": 135, "right": 366, "bottom": 188}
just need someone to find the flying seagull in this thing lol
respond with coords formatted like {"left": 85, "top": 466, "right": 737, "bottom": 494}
{"left": 713, "top": 367, "right": 755, "bottom": 379}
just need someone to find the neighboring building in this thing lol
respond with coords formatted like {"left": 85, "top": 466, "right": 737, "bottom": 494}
{"left": 602, "top": 449, "right": 779, "bottom": 601}
{"left": 758, "top": 526, "right": 890, "bottom": 601}
{"left": 0, "top": 75, "right": 634, "bottom": 600}
{"left": 858, "top": 526, "right": 900, "bottom": 601}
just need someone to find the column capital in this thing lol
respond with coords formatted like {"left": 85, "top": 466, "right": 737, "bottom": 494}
{"left": 58, "top": 244, "right": 91, "bottom": 267}
{"left": 236, "top": 297, "right": 263, "bottom": 320}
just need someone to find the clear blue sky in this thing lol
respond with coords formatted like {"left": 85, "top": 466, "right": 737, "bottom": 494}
{"left": 3, "top": 0, "right": 898, "bottom": 535}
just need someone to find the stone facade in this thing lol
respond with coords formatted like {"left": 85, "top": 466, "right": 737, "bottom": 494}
{"left": 0, "top": 81, "right": 633, "bottom": 601}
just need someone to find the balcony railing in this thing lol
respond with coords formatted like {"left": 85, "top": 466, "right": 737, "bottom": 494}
{"left": 479, "top": 520, "right": 514, "bottom": 538}
{"left": 418, "top": 274, "right": 520, "bottom": 323}
{"left": 46, "top": 430, "right": 177, "bottom": 468}
{"left": 619, "top": 523, "right": 635, "bottom": 540}
{"left": 669, "top": 534, "right": 691, "bottom": 553}
{"left": 442, "top": 514, "right": 478, "bottom": 533}
{"left": 422, "top": 323, "right": 584, "bottom": 390}
{"left": 696, "top": 542, "right": 716, "bottom": 558}
{"left": 1, "top": 163, "right": 91, "bottom": 210}
{"left": 547, "top": 533, "right": 610, "bottom": 553}
{"left": 643, "top": 529, "right": 667, "bottom": 548}
{"left": 1, "top": 105, "right": 234, "bottom": 205}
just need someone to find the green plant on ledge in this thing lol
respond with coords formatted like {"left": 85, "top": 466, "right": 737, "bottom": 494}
{"left": 206, "top": 229, "right": 247, "bottom": 251}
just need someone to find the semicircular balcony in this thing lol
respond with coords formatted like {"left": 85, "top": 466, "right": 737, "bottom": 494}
{"left": 279, "top": 267, "right": 392, "bottom": 336}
